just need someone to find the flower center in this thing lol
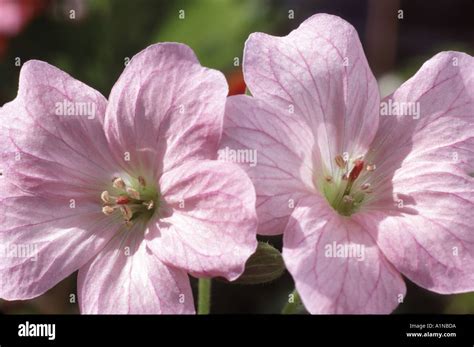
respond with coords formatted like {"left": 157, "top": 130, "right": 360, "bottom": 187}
{"left": 318, "top": 154, "right": 376, "bottom": 216}
{"left": 101, "top": 175, "right": 158, "bottom": 226}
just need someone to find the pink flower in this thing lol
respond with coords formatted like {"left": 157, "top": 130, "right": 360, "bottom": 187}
{"left": 220, "top": 14, "right": 474, "bottom": 313}
{"left": 0, "top": 43, "right": 258, "bottom": 313}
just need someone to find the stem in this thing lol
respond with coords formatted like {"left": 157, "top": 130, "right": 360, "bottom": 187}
{"left": 281, "top": 289, "right": 302, "bottom": 314}
{"left": 198, "top": 278, "right": 212, "bottom": 314}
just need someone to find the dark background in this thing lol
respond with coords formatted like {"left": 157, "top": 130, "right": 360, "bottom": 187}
{"left": 0, "top": 0, "right": 473, "bottom": 314}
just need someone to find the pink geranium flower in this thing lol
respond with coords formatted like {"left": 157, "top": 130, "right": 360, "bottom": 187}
{"left": 0, "top": 43, "right": 258, "bottom": 313}
{"left": 220, "top": 14, "right": 474, "bottom": 313}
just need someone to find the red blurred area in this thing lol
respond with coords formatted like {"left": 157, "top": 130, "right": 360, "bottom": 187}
{"left": 0, "top": 0, "right": 49, "bottom": 57}
{"left": 227, "top": 68, "right": 246, "bottom": 96}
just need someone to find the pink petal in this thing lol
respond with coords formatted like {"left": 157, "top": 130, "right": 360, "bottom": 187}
{"left": 0, "top": 61, "right": 120, "bottom": 300}
{"left": 0, "top": 60, "right": 117, "bottom": 199}
{"left": 359, "top": 162, "right": 474, "bottom": 293}
{"left": 78, "top": 228, "right": 194, "bottom": 314}
{"left": 283, "top": 196, "right": 406, "bottom": 314}
{"left": 146, "top": 160, "right": 258, "bottom": 280}
{"left": 104, "top": 43, "right": 228, "bottom": 177}
{"left": 243, "top": 13, "right": 380, "bottom": 171}
{"left": 0, "top": 196, "right": 118, "bottom": 300}
{"left": 365, "top": 51, "right": 474, "bottom": 205}
{"left": 359, "top": 52, "right": 474, "bottom": 293}
{"left": 221, "top": 95, "right": 315, "bottom": 235}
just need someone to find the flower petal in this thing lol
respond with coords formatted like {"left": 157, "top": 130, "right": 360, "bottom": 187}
{"left": 364, "top": 51, "right": 474, "bottom": 206}
{"left": 146, "top": 160, "right": 258, "bottom": 280}
{"left": 220, "top": 95, "right": 315, "bottom": 235}
{"left": 0, "top": 196, "right": 118, "bottom": 300}
{"left": 0, "top": 60, "right": 119, "bottom": 300}
{"left": 0, "top": 60, "right": 117, "bottom": 199}
{"left": 104, "top": 43, "right": 228, "bottom": 177}
{"left": 78, "top": 227, "right": 194, "bottom": 314}
{"left": 359, "top": 162, "right": 474, "bottom": 293}
{"left": 244, "top": 13, "right": 380, "bottom": 170}
{"left": 358, "top": 52, "right": 474, "bottom": 293}
{"left": 283, "top": 196, "right": 406, "bottom": 314}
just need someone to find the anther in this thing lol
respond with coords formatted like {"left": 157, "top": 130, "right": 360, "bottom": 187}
{"left": 112, "top": 177, "right": 126, "bottom": 190}
{"left": 138, "top": 176, "right": 146, "bottom": 187}
{"left": 366, "top": 164, "right": 376, "bottom": 172}
{"left": 120, "top": 205, "right": 133, "bottom": 221}
{"left": 126, "top": 187, "right": 141, "bottom": 200}
{"left": 361, "top": 183, "right": 371, "bottom": 190}
{"left": 335, "top": 155, "right": 346, "bottom": 169}
{"left": 143, "top": 200, "right": 154, "bottom": 210}
{"left": 101, "top": 191, "right": 111, "bottom": 204}
{"left": 102, "top": 206, "right": 115, "bottom": 215}
{"left": 325, "top": 176, "right": 333, "bottom": 183}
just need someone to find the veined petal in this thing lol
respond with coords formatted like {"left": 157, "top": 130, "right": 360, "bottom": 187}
{"left": 104, "top": 43, "right": 228, "bottom": 177}
{"left": 146, "top": 160, "right": 258, "bottom": 281}
{"left": 0, "top": 61, "right": 117, "bottom": 199}
{"left": 358, "top": 52, "right": 474, "bottom": 293}
{"left": 78, "top": 226, "right": 194, "bottom": 314}
{"left": 0, "top": 61, "right": 120, "bottom": 300}
{"left": 0, "top": 197, "right": 118, "bottom": 300}
{"left": 364, "top": 51, "right": 474, "bottom": 205}
{"left": 359, "top": 162, "right": 474, "bottom": 293}
{"left": 244, "top": 13, "right": 380, "bottom": 172}
{"left": 220, "top": 95, "right": 315, "bottom": 235}
{"left": 283, "top": 196, "right": 406, "bottom": 314}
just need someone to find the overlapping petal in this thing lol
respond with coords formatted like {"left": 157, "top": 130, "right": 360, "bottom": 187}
{"left": 221, "top": 95, "right": 315, "bottom": 235}
{"left": 104, "top": 43, "right": 228, "bottom": 177}
{"left": 243, "top": 13, "right": 380, "bottom": 170}
{"left": 284, "top": 196, "right": 406, "bottom": 314}
{"left": 78, "top": 226, "right": 194, "bottom": 314}
{"left": 146, "top": 160, "right": 258, "bottom": 280}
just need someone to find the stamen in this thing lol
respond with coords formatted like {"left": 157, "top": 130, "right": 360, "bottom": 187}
{"left": 120, "top": 205, "right": 133, "bottom": 221}
{"left": 143, "top": 200, "right": 154, "bottom": 210}
{"left": 102, "top": 175, "right": 158, "bottom": 225}
{"left": 366, "top": 164, "right": 376, "bottom": 172}
{"left": 126, "top": 187, "right": 141, "bottom": 200}
{"left": 325, "top": 175, "right": 333, "bottom": 183}
{"left": 101, "top": 191, "right": 111, "bottom": 203}
{"left": 138, "top": 176, "right": 146, "bottom": 187}
{"left": 361, "top": 183, "right": 371, "bottom": 190}
{"left": 335, "top": 155, "right": 346, "bottom": 169}
{"left": 102, "top": 206, "right": 115, "bottom": 215}
{"left": 112, "top": 177, "right": 126, "bottom": 190}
